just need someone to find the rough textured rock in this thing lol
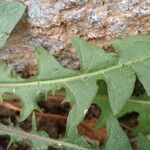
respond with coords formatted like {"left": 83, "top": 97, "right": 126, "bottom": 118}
{"left": 0, "top": 0, "right": 150, "bottom": 76}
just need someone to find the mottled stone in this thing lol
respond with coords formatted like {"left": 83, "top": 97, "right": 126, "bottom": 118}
{"left": 134, "top": 6, "right": 150, "bottom": 16}
{"left": 118, "top": 0, "right": 139, "bottom": 11}
{"left": 87, "top": 8, "right": 107, "bottom": 28}
{"left": 108, "top": 17, "right": 127, "bottom": 34}
{"left": 64, "top": 8, "right": 85, "bottom": 22}
{"left": 0, "top": 0, "right": 150, "bottom": 75}
{"left": 25, "top": 0, "right": 61, "bottom": 27}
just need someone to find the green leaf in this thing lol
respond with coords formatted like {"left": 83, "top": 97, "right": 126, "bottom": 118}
{"left": 0, "top": 38, "right": 116, "bottom": 146}
{"left": 0, "top": 123, "right": 90, "bottom": 150}
{"left": 104, "top": 36, "right": 150, "bottom": 115}
{"left": 104, "top": 67, "right": 136, "bottom": 115}
{"left": 30, "top": 113, "right": 50, "bottom": 149}
{"left": 31, "top": 131, "right": 50, "bottom": 150}
{"left": 1, "top": 1, "right": 149, "bottom": 149}
{"left": 120, "top": 95, "right": 150, "bottom": 134}
{"left": 137, "top": 133, "right": 150, "bottom": 150}
{"left": 17, "top": 88, "right": 40, "bottom": 120}
{"left": 35, "top": 46, "right": 77, "bottom": 80}
{"left": 132, "top": 93, "right": 150, "bottom": 101}
{"left": 64, "top": 128, "right": 91, "bottom": 149}
{"left": 72, "top": 37, "right": 117, "bottom": 72}
{"left": 66, "top": 78, "right": 98, "bottom": 130}
{"left": 105, "top": 115, "right": 131, "bottom": 150}
{"left": 0, "top": 1, "right": 26, "bottom": 48}
{"left": 112, "top": 36, "right": 150, "bottom": 96}
{"left": 94, "top": 94, "right": 150, "bottom": 134}
{"left": 94, "top": 96, "right": 112, "bottom": 128}
{"left": 0, "top": 35, "right": 150, "bottom": 148}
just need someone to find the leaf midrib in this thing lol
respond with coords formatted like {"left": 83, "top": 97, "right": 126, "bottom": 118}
{"left": 96, "top": 95, "right": 150, "bottom": 105}
{"left": 0, "top": 56, "right": 149, "bottom": 88}
{"left": 0, "top": 123, "right": 90, "bottom": 150}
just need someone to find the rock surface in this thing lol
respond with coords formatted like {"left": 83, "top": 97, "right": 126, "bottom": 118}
{"left": 0, "top": 0, "right": 150, "bottom": 76}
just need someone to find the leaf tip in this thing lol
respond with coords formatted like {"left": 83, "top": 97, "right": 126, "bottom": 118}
{"left": 71, "top": 36, "right": 87, "bottom": 46}
{"left": 34, "top": 46, "right": 46, "bottom": 55}
{"left": 111, "top": 39, "right": 121, "bottom": 51}
{"left": 111, "top": 106, "right": 121, "bottom": 116}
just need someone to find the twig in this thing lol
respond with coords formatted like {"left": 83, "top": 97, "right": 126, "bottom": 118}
{"left": 0, "top": 101, "right": 67, "bottom": 122}
{"left": 0, "top": 101, "right": 21, "bottom": 112}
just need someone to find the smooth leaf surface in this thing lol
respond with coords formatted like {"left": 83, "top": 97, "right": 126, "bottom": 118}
{"left": 112, "top": 36, "right": 150, "bottom": 96}
{"left": 104, "top": 67, "right": 136, "bottom": 114}
{"left": 35, "top": 46, "right": 77, "bottom": 80}
{"left": 105, "top": 115, "right": 131, "bottom": 150}
{"left": 72, "top": 37, "right": 117, "bottom": 72}
{"left": 137, "top": 133, "right": 150, "bottom": 150}
{"left": 94, "top": 94, "right": 150, "bottom": 134}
